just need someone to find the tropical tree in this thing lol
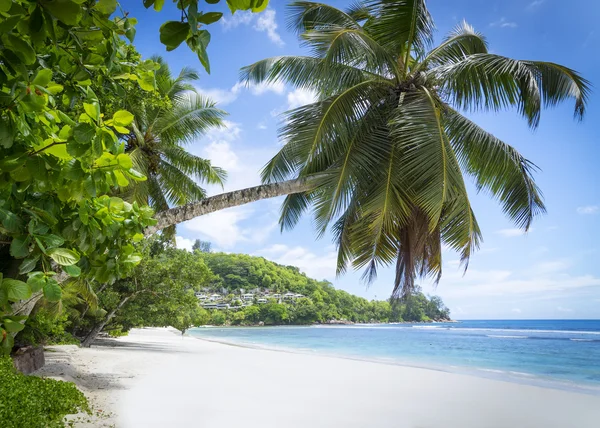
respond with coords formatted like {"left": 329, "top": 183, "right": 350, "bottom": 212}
{"left": 231, "top": 0, "right": 590, "bottom": 297}
{"left": 121, "top": 58, "right": 227, "bottom": 239}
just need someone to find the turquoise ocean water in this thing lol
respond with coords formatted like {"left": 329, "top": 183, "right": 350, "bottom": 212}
{"left": 189, "top": 320, "right": 600, "bottom": 394}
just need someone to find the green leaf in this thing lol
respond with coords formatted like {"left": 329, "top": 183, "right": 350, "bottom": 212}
{"left": 1, "top": 333, "right": 14, "bottom": 354}
{"left": 3, "top": 319, "right": 25, "bottom": 333}
{"left": 198, "top": 12, "right": 223, "bottom": 25}
{"left": 112, "top": 110, "right": 134, "bottom": 127}
{"left": 0, "top": 116, "right": 15, "bottom": 149}
{"left": 19, "top": 256, "right": 40, "bottom": 275}
{"left": 138, "top": 70, "right": 155, "bottom": 91}
{"left": 123, "top": 168, "right": 147, "bottom": 182}
{"left": 41, "top": 0, "right": 82, "bottom": 25}
{"left": 0, "top": 209, "right": 23, "bottom": 233}
{"left": 84, "top": 102, "right": 100, "bottom": 121}
{"left": 2, "top": 34, "right": 36, "bottom": 65}
{"left": 63, "top": 264, "right": 81, "bottom": 278}
{"left": 159, "top": 21, "right": 190, "bottom": 51}
{"left": 0, "top": 0, "right": 11, "bottom": 13}
{"left": 94, "top": 0, "right": 117, "bottom": 14}
{"left": 2, "top": 279, "right": 32, "bottom": 302}
{"left": 73, "top": 123, "right": 95, "bottom": 143}
{"left": 41, "top": 234, "right": 65, "bottom": 249}
{"left": 116, "top": 153, "right": 133, "bottom": 169}
{"left": 32, "top": 69, "right": 53, "bottom": 86}
{"left": 47, "top": 248, "right": 79, "bottom": 266}
{"left": 10, "top": 236, "right": 30, "bottom": 258}
{"left": 43, "top": 279, "right": 62, "bottom": 302}
{"left": 153, "top": 0, "right": 164, "bottom": 11}
{"left": 27, "top": 272, "right": 46, "bottom": 293}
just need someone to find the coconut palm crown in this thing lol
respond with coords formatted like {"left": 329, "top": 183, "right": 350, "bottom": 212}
{"left": 123, "top": 57, "right": 227, "bottom": 237}
{"left": 241, "top": 1, "right": 590, "bottom": 297}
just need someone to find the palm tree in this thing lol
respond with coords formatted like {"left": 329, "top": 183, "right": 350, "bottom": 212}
{"left": 122, "top": 57, "right": 227, "bottom": 238}
{"left": 232, "top": 0, "right": 590, "bottom": 297}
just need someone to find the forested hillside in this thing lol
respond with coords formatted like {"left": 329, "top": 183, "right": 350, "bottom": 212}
{"left": 197, "top": 252, "right": 451, "bottom": 326}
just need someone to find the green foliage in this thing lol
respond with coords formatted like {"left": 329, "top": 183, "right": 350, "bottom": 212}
{"left": 0, "top": 357, "right": 89, "bottom": 428}
{"left": 0, "top": 0, "right": 269, "bottom": 354}
{"left": 199, "top": 252, "right": 451, "bottom": 325}
{"left": 242, "top": 1, "right": 589, "bottom": 299}
{"left": 17, "top": 309, "right": 78, "bottom": 346}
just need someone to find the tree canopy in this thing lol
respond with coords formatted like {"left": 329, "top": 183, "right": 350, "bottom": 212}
{"left": 241, "top": 0, "right": 590, "bottom": 298}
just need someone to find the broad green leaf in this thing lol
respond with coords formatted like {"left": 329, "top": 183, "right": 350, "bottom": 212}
{"left": 2, "top": 279, "right": 32, "bottom": 302}
{"left": 3, "top": 319, "right": 25, "bottom": 333}
{"left": 64, "top": 264, "right": 81, "bottom": 277}
{"left": 117, "top": 153, "right": 133, "bottom": 169}
{"left": 159, "top": 21, "right": 190, "bottom": 51}
{"left": 9, "top": 236, "right": 30, "bottom": 258}
{"left": 132, "top": 233, "right": 144, "bottom": 242}
{"left": 0, "top": 116, "right": 14, "bottom": 149}
{"left": 114, "top": 170, "right": 129, "bottom": 186}
{"left": 94, "top": 0, "right": 117, "bottom": 14}
{"left": 84, "top": 102, "right": 100, "bottom": 121}
{"left": 19, "top": 256, "right": 40, "bottom": 275}
{"left": 0, "top": 0, "right": 11, "bottom": 13}
{"left": 41, "top": 0, "right": 82, "bottom": 25}
{"left": 153, "top": 0, "right": 164, "bottom": 11}
{"left": 0, "top": 209, "right": 23, "bottom": 233}
{"left": 3, "top": 34, "right": 36, "bottom": 65}
{"left": 112, "top": 110, "right": 134, "bottom": 127}
{"left": 47, "top": 248, "right": 79, "bottom": 266}
{"left": 46, "top": 83, "right": 64, "bottom": 94}
{"left": 32, "top": 69, "right": 53, "bottom": 86}
{"left": 124, "top": 168, "right": 147, "bottom": 181}
{"left": 43, "top": 280, "right": 62, "bottom": 302}
{"left": 74, "top": 123, "right": 95, "bottom": 143}
{"left": 138, "top": 70, "right": 155, "bottom": 91}
{"left": 198, "top": 12, "right": 223, "bottom": 25}
{"left": 41, "top": 234, "right": 65, "bottom": 249}
{"left": 27, "top": 272, "right": 46, "bottom": 293}
{"left": 1, "top": 333, "right": 14, "bottom": 355}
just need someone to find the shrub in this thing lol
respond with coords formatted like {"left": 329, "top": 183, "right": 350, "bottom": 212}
{"left": 17, "top": 310, "right": 79, "bottom": 347}
{"left": 0, "top": 357, "right": 89, "bottom": 428}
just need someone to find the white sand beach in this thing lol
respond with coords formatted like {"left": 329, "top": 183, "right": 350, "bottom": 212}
{"left": 35, "top": 328, "right": 600, "bottom": 428}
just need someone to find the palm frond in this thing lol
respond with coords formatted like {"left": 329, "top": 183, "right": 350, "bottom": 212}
{"left": 417, "top": 20, "right": 487, "bottom": 69}
{"left": 157, "top": 160, "right": 208, "bottom": 206}
{"left": 162, "top": 146, "right": 227, "bottom": 186}
{"left": 444, "top": 107, "right": 545, "bottom": 229}
{"left": 153, "top": 93, "right": 226, "bottom": 145}
{"left": 288, "top": 1, "right": 361, "bottom": 34}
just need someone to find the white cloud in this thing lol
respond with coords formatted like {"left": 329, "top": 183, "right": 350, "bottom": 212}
{"left": 183, "top": 206, "right": 276, "bottom": 249}
{"left": 577, "top": 205, "right": 599, "bottom": 215}
{"left": 256, "top": 244, "right": 338, "bottom": 280}
{"left": 197, "top": 80, "right": 286, "bottom": 106}
{"left": 490, "top": 17, "right": 517, "bottom": 28}
{"left": 175, "top": 236, "right": 194, "bottom": 252}
{"left": 511, "top": 308, "right": 522, "bottom": 313}
{"left": 531, "top": 259, "right": 571, "bottom": 275}
{"left": 220, "top": 11, "right": 253, "bottom": 30}
{"left": 527, "top": 0, "right": 545, "bottom": 10}
{"left": 221, "top": 9, "right": 284, "bottom": 46}
{"left": 287, "top": 88, "right": 318, "bottom": 109}
{"left": 196, "top": 87, "right": 239, "bottom": 106}
{"left": 496, "top": 228, "right": 531, "bottom": 237}
{"left": 255, "top": 9, "right": 285, "bottom": 46}
{"left": 257, "top": 122, "right": 268, "bottom": 130}
{"left": 557, "top": 306, "right": 573, "bottom": 313}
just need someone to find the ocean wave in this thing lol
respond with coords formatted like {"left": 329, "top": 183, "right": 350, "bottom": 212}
{"left": 487, "top": 335, "right": 529, "bottom": 339}
{"left": 450, "top": 328, "right": 600, "bottom": 335}
{"left": 570, "top": 339, "right": 596, "bottom": 342}
{"left": 411, "top": 326, "right": 442, "bottom": 329}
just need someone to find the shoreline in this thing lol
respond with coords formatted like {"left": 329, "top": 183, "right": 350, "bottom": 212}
{"left": 35, "top": 328, "right": 600, "bottom": 427}
{"left": 186, "top": 330, "right": 600, "bottom": 396}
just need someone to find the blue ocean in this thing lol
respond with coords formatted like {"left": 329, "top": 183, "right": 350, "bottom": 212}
{"left": 189, "top": 320, "right": 600, "bottom": 393}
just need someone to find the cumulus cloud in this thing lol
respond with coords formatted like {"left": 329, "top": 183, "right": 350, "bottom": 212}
{"left": 287, "top": 88, "right": 318, "bottom": 109}
{"left": 577, "top": 205, "right": 599, "bottom": 215}
{"left": 256, "top": 244, "right": 338, "bottom": 280}
{"left": 490, "top": 17, "right": 517, "bottom": 28}
{"left": 221, "top": 8, "right": 284, "bottom": 46}
{"left": 197, "top": 80, "right": 286, "bottom": 107}
{"left": 527, "top": 0, "right": 545, "bottom": 10}
{"left": 175, "top": 236, "right": 195, "bottom": 252}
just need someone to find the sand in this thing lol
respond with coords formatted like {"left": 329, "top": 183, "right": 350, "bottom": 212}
{"left": 34, "top": 327, "right": 600, "bottom": 428}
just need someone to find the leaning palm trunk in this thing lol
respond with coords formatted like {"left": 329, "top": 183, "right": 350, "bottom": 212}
{"left": 145, "top": 177, "right": 317, "bottom": 235}
{"left": 80, "top": 293, "right": 138, "bottom": 348}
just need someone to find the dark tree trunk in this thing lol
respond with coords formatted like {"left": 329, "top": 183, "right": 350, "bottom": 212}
{"left": 80, "top": 294, "right": 133, "bottom": 348}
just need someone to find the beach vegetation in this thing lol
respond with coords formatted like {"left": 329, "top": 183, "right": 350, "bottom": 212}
{"left": 0, "top": 357, "right": 89, "bottom": 428}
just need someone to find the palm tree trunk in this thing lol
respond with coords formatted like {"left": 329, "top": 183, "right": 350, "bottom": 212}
{"left": 144, "top": 177, "right": 315, "bottom": 236}
{"left": 80, "top": 293, "right": 136, "bottom": 348}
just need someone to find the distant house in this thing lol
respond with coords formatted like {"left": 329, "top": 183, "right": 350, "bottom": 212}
{"left": 283, "top": 293, "right": 296, "bottom": 300}
{"left": 216, "top": 303, "right": 230, "bottom": 310}
{"left": 272, "top": 294, "right": 281, "bottom": 299}
{"left": 209, "top": 294, "right": 222, "bottom": 301}
{"left": 195, "top": 293, "right": 207, "bottom": 300}
{"left": 202, "top": 303, "right": 219, "bottom": 309}
{"left": 257, "top": 298, "right": 268, "bottom": 304}
{"left": 241, "top": 293, "right": 254, "bottom": 301}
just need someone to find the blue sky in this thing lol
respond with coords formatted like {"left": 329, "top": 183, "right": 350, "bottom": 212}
{"left": 127, "top": 0, "right": 600, "bottom": 319}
